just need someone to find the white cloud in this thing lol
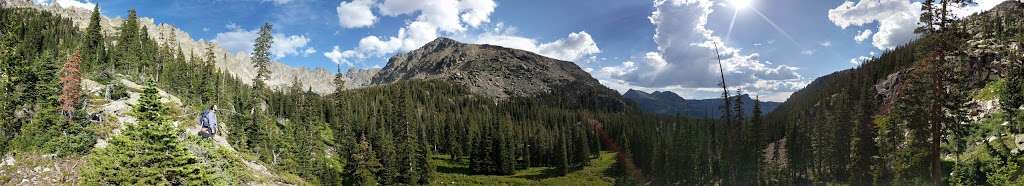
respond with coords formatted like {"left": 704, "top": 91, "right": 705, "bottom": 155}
{"left": 336, "top": 0, "right": 377, "bottom": 28}
{"left": 801, "top": 49, "right": 816, "bottom": 55}
{"left": 272, "top": 34, "right": 311, "bottom": 59}
{"left": 849, "top": 51, "right": 877, "bottom": 65}
{"left": 327, "top": 0, "right": 498, "bottom": 65}
{"left": 213, "top": 29, "right": 259, "bottom": 56}
{"left": 470, "top": 31, "right": 601, "bottom": 62}
{"left": 459, "top": 0, "right": 497, "bottom": 27}
{"left": 213, "top": 27, "right": 312, "bottom": 59}
{"left": 303, "top": 47, "right": 317, "bottom": 56}
{"left": 819, "top": 41, "right": 832, "bottom": 47}
{"left": 475, "top": 34, "right": 539, "bottom": 52}
{"left": 953, "top": 0, "right": 1009, "bottom": 18}
{"left": 376, "top": 0, "right": 497, "bottom": 33}
{"left": 827, "top": 0, "right": 921, "bottom": 50}
{"left": 854, "top": 29, "right": 873, "bottom": 43}
{"left": 52, "top": 0, "right": 95, "bottom": 10}
{"left": 588, "top": 0, "right": 807, "bottom": 101}
{"left": 850, "top": 55, "right": 872, "bottom": 65}
{"left": 324, "top": 46, "right": 348, "bottom": 65}
{"left": 536, "top": 31, "right": 601, "bottom": 61}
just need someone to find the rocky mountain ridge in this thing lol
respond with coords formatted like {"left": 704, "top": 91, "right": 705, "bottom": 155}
{"left": 623, "top": 89, "right": 780, "bottom": 118}
{"left": 2, "top": 0, "right": 377, "bottom": 93}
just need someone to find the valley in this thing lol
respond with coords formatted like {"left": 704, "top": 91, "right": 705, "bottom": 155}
{"left": 1, "top": 0, "right": 1023, "bottom": 185}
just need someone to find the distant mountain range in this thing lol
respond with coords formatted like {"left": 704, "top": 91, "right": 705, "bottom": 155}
{"left": 623, "top": 89, "right": 780, "bottom": 118}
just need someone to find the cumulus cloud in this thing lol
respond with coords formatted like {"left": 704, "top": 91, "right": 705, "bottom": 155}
{"left": 849, "top": 51, "right": 877, "bottom": 65}
{"left": 213, "top": 27, "right": 313, "bottom": 59}
{"left": 827, "top": 0, "right": 920, "bottom": 50}
{"left": 303, "top": 48, "right": 317, "bottom": 56}
{"left": 536, "top": 32, "right": 601, "bottom": 62}
{"left": 459, "top": 0, "right": 497, "bottom": 27}
{"left": 469, "top": 30, "right": 602, "bottom": 62}
{"left": 324, "top": 46, "right": 348, "bottom": 65}
{"left": 854, "top": 29, "right": 873, "bottom": 43}
{"left": 953, "top": 0, "right": 1009, "bottom": 18}
{"left": 589, "top": 0, "right": 806, "bottom": 101}
{"left": 850, "top": 55, "right": 872, "bottom": 65}
{"left": 336, "top": 0, "right": 377, "bottom": 28}
{"left": 327, "top": 0, "right": 498, "bottom": 65}
{"left": 42, "top": 0, "right": 95, "bottom": 10}
{"left": 830, "top": 0, "right": 1004, "bottom": 49}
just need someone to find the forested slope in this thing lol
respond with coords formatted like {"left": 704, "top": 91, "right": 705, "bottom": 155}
{"left": 765, "top": 1, "right": 1024, "bottom": 185}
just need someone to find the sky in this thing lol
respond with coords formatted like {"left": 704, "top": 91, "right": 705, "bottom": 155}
{"left": 35, "top": 0, "right": 1008, "bottom": 102}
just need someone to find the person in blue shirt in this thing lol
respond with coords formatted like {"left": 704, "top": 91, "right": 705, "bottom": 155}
{"left": 199, "top": 105, "right": 218, "bottom": 138}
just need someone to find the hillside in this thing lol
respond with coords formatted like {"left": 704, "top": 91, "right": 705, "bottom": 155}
{"left": 765, "top": 1, "right": 1024, "bottom": 184}
{"left": 623, "top": 89, "right": 780, "bottom": 118}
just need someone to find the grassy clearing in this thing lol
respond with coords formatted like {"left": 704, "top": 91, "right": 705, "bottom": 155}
{"left": 974, "top": 78, "right": 1005, "bottom": 101}
{"left": 431, "top": 151, "right": 617, "bottom": 186}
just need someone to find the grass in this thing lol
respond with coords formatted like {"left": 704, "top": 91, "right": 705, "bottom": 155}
{"left": 431, "top": 151, "right": 617, "bottom": 186}
{"left": 974, "top": 78, "right": 1005, "bottom": 101}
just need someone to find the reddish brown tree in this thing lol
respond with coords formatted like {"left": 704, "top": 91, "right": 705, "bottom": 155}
{"left": 59, "top": 51, "right": 82, "bottom": 120}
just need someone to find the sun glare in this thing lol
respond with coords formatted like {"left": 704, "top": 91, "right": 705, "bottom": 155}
{"left": 730, "top": 0, "right": 752, "bottom": 10}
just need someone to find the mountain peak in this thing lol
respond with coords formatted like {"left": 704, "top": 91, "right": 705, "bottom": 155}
{"left": 423, "top": 37, "right": 464, "bottom": 50}
{"left": 371, "top": 35, "right": 626, "bottom": 110}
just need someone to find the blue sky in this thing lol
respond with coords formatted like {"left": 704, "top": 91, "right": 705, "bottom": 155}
{"left": 39, "top": 0, "right": 1006, "bottom": 101}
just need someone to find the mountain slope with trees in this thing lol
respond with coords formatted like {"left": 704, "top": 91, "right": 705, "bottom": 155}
{"left": 765, "top": 1, "right": 1024, "bottom": 184}
{"left": 623, "top": 89, "right": 780, "bottom": 118}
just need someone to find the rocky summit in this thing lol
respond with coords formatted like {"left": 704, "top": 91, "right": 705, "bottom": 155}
{"left": 372, "top": 37, "right": 626, "bottom": 108}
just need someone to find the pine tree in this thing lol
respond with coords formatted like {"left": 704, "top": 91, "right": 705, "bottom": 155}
{"left": 345, "top": 135, "right": 381, "bottom": 186}
{"left": 12, "top": 53, "right": 63, "bottom": 151}
{"left": 847, "top": 79, "right": 877, "bottom": 185}
{"left": 398, "top": 122, "right": 421, "bottom": 184}
{"left": 82, "top": 80, "right": 216, "bottom": 185}
{"left": 374, "top": 127, "right": 398, "bottom": 184}
{"left": 917, "top": 0, "right": 937, "bottom": 33}
{"left": 556, "top": 127, "right": 570, "bottom": 176}
{"left": 82, "top": 4, "right": 106, "bottom": 74}
{"left": 114, "top": 9, "right": 140, "bottom": 74}
{"left": 733, "top": 89, "right": 745, "bottom": 124}
{"left": 1002, "top": 61, "right": 1024, "bottom": 129}
{"left": 416, "top": 129, "right": 434, "bottom": 184}
{"left": 251, "top": 23, "right": 273, "bottom": 83}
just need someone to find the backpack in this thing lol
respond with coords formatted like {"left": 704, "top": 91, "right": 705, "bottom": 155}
{"left": 199, "top": 110, "right": 217, "bottom": 134}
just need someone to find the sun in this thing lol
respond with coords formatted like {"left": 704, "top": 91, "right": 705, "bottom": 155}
{"left": 730, "top": 0, "right": 753, "bottom": 10}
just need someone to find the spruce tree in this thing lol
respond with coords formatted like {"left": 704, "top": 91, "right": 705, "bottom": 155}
{"left": 344, "top": 135, "right": 381, "bottom": 186}
{"left": 114, "top": 9, "right": 140, "bottom": 74}
{"left": 556, "top": 128, "right": 570, "bottom": 176}
{"left": 251, "top": 23, "right": 273, "bottom": 83}
{"left": 82, "top": 4, "right": 106, "bottom": 74}
{"left": 1002, "top": 61, "right": 1024, "bottom": 129}
{"left": 398, "top": 123, "right": 421, "bottom": 184}
{"left": 82, "top": 80, "right": 215, "bottom": 185}
{"left": 416, "top": 129, "right": 434, "bottom": 184}
{"left": 374, "top": 127, "right": 398, "bottom": 184}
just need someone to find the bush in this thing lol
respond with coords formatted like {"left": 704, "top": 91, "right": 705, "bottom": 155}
{"left": 107, "top": 82, "right": 128, "bottom": 100}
